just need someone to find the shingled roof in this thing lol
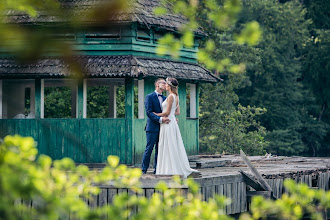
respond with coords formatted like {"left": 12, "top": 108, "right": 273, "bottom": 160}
{"left": 0, "top": 55, "right": 219, "bottom": 83}
{"left": 5, "top": 0, "right": 205, "bottom": 35}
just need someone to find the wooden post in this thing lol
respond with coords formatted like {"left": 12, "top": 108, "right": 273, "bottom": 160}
{"left": 196, "top": 83, "right": 200, "bottom": 153}
{"left": 109, "top": 84, "right": 117, "bottom": 118}
{"left": 190, "top": 83, "right": 196, "bottom": 118}
{"left": 35, "top": 79, "right": 44, "bottom": 119}
{"left": 125, "top": 77, "right": 134, "bottom": 164}
{"left": 76, "top": 79, "right": 86, "bottom": 118}
{"left": 138, "top": 79, "right": 144, "bottom": 119}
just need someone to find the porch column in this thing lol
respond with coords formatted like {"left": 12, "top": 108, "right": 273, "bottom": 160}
{"left": 196, "top": 83, "right": 200, "bottom": 153}
{"left": 0, "top": 80, "right": 2, "bottom": 119}
{"left": 125, "top": 77, "right": 134, "bottom": 164}
{"left": 35, "top": 79, "right": 44, "bottom": 119}
{"left": 108, "top": 84, "right": 117, "bottom": 118}
{"left": 76, "top": 79, "right": 87, "bottom": 118}
{"left": 190, "top": 83, "right": 197, "bottom": 118}
{"left": 138, "top": 79, "right": 144, "bottom": 119}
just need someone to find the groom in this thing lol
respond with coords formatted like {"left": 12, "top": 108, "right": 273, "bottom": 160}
{"left": 141, "top": 78, "right": 170, "bottom": 174}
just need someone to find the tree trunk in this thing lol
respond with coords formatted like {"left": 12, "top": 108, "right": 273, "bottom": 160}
{"left": 318, "top": 102, "right": 327, "bottom": 121}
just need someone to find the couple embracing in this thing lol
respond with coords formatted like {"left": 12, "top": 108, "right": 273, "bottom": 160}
{"left": 141, "top": 77, "right": 198, "bottom": 178}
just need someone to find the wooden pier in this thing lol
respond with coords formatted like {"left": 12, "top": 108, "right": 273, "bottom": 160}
{"left": 19, "top": 155, "right": 330, "bottom": 216}
{"left": 89, "top": 155, "right": 330, "bottom": 215}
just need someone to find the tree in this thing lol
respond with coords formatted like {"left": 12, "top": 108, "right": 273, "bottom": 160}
{"left": 236, "top": 0, "right": 313, "bottom": 156}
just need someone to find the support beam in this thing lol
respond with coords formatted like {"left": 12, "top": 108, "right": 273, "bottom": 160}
{"left": 76, "top": 79, "right": 87, "bottom": 118}
{"left": 240, "top": 150, "right": 273, "bottom": 192}
{"left": 138, "top": 79, "right": 144, "bottom": 119}
{"left": 125, "top": 77, "right": 134, "bottom": 164}
{"left": 196, "top": 83, "right": 200, "bottom": 153}
{"left": 109, "top": 84, "right": 117, "bottom": 118}
{"left": 35, "top": 79, "right": 44, "bottom": 119}
{"left": 190, "top": 83, "right": 196, "bottom": 118}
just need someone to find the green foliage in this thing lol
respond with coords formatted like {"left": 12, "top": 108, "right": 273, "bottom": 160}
{"left": 116, "top": 85, "right": 125, "bottom": 118}
{"left": 87, "top": 86, "right": 110, "bottom": 118}
{"left": 44, "top": 87, "right": 71, "bottom": 118}
{"left": 200, "top": 102, "right": 268, "bottom": 155}
{"left": 198, "top": 16, "right": 267, "bottom": 155}
{"left": 155, "top": 0, "right": 261, "bottom": 73}
{"left": 301, "top": 29, "right": 330, "bottom": 156}
{"left": 0, "top": 135, "right": 141, "bottom": 219}
{"left": 241, "top": 179, "right": 330, "bottom": 220}
{"left": 1, "top": 135, "right": 330, "bottom": 219}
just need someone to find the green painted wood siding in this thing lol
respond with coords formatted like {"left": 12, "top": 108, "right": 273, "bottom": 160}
{"left": 0, "top": 119, "right": 129, "bottom": 164}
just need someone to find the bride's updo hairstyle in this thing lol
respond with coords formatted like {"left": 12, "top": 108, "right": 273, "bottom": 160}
{"left": 166, "top": 77, "right": 179, "bottom": 96}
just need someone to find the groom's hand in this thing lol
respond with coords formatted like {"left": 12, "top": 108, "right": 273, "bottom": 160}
{"left": 162, "top": 117, "right": 170, "bottom": 124}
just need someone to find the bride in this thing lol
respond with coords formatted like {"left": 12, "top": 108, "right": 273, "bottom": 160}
{"left": 154, "top": 77, "right": 198, "bottom": 178}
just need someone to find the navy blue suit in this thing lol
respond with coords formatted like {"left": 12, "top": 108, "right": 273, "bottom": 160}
{"left": 141, "top": 91, "right": 166, "bottom": 174}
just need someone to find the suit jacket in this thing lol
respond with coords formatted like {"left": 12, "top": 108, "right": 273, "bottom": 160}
{"left": 145, "top": 92, "right": 166, "bottom": 132}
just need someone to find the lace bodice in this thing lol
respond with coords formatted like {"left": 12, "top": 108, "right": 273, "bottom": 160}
{"left": 162, "top": 94, "right": 178, "bottom": 118}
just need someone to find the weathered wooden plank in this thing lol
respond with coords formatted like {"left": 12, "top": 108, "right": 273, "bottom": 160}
{"left": 219, "top": 184, "right": 224, "bottom": 196}
{"left": 145, "top": 189, "right": 154, "bottom": 199}
{"left": 237, "top": 182, "right": 242, "bottom": 213}
{"left": 98, "top": 189, "right": 108, "bottom": 207}
{"left": 232, "top": 182, "right": 237, "bottom": 213}
{"left": 107, "top": 188, "right": 118, "bottom": 204}
{"left": 226, "top": 183, "right": 232, "bottom": 214}
{"left": 239, "top": 170, "right": 265, "bottom": 191}
{"left": 240, "top": 150, "right": 272, "bottom": 192}
{"left": 196, "top": 174, "right": 244, "bottom": 186}
{"left": 242, "top": 182, "right": 247, "bottom": 212}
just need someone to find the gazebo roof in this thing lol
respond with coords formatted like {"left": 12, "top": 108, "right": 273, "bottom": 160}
{"left": 5, "top": 0, "right": 205, "bottom": 36}
{"left": 0, "top": 55, "right": 219, "bottom": 82}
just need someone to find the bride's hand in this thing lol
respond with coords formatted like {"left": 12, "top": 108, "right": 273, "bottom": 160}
{"left": 153, "top": 112, "right": 161, "bottom": 116}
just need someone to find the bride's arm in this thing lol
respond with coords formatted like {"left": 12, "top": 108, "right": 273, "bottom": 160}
{"left": 154, "top": 95, "right": 174, "bottom": 117}
{"left": 175, "top": 106, "right": 180, "bottom": 115}
{"left": 175, "top": 96, "right": 180, "bottom": 115}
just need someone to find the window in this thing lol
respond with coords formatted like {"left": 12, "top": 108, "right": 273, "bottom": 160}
{"left": 86, "top": 78, "right": 125, "bottom": 118}
{"left": 1, "top": 79, "right": 35, "bottom": 119}
{"left": 136, "top": 28, "right": 151, "bottom": 42}
{"left": 44, "top": 80, "right": 73, "bottom": 118}
{"left": 84, "top": 26, "right": 121, "bottom": 41}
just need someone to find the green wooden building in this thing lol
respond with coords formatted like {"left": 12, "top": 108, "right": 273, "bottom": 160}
{"left": 0, "top": 0, "right": 219, "bottom": 165}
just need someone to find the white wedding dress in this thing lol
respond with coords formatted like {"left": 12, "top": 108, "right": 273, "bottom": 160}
{"left": 156, "top": 94, "right": 198, "bottom": 178}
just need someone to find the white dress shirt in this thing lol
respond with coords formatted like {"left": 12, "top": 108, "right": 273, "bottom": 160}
{"left": 155, "top": 90, "right": 163, "bottom": 124}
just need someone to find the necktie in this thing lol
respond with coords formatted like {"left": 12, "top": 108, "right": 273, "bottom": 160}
{"left": 157, "top": 94, "right": 163, "bottom": 110}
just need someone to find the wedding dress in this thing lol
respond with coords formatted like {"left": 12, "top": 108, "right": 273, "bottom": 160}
{"left": 156, "top": 94, "right": 198, "bottom": 178}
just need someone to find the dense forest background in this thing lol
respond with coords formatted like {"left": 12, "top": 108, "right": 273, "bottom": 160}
{"left": 199, "top": 0, "right": 330, "bottom": 157}
{"left": 41, "top": 0, "right": 329, "bottom": 157}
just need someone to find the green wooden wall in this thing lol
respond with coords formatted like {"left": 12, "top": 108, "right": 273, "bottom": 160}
{"left": 0, "top": 119, "right": 129, "bottom": 163}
